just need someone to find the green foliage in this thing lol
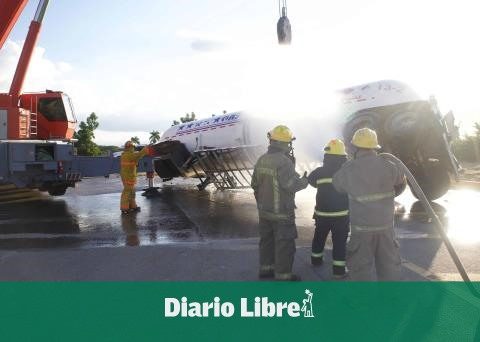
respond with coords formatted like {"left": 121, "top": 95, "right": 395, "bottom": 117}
{"left": 181, "top": 112, "right": 196, "bottom": 123}
{"left": 149, "top": 130, "right": 161, "bottom": 144}
{"left": 130, "top": 136, "right": 140, "bottom": 145}
{"left": 172, "top": 112, "right": 196, "bottom": 126}
{"left": 98, "top": 145, "right": 122, "bottom": 156}
{"left": 73, "top": 112, "right": 101, "bottom": 156}
{"left": 452, "top": 122, "right": 480, "bottom": 163}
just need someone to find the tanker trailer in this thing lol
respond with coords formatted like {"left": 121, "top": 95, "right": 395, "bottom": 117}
{"left": 150, "top": 112, "right": 271, "bottom": 190}
{"left": 339, "top": 80, "right": 459, "bottom": 200}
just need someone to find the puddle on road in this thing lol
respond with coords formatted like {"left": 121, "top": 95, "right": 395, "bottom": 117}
{"left": 0, "top": 177, "right": 478, "bottom": 249}
{"left": 395, "top": 188, "right": 480, "bottom": 244}
{"left": 441, "top": 189, "right": 480, "bottom": 244}
{"left": 0, "top": 185, "right": 200, "bottom": 249}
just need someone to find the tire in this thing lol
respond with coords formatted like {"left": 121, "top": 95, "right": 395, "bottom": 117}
{"left": 383, "top": 111, "right": 422, "bottom": 154}
{"left": 409, "top": 163, "right": 451, "bottom": 200}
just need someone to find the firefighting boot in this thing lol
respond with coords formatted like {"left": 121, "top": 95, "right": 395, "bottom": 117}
{"left": 258, "top": 266, "right": 275, "bottom": 279}
{"left": 258, "top": 270, "right": 275, "bottom": 279}
{"left": 333, "top": 265, "right": 347, "bottom": 279}
{"left": 311, "top": 255, "right": 324, "bottom": 266}
{"left": 275, "top": 274, "right": 301, "bottom": 282}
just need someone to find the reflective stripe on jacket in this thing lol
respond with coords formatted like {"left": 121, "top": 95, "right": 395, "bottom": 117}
{"left": 308, "top": 154, "right": 349, "bottom": 218}
{"left": 332, "top": 150, "right": 406, "bottom": 231}
{"left": 120, "top": 147, "right": 148, "bottom": 184}
{"left": 251, "top": 146, "right": 308, "bottom": 221}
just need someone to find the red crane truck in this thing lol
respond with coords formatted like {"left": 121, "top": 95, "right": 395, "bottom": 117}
{"left": 0, "top": 0, "right": 81, "bottom": 196}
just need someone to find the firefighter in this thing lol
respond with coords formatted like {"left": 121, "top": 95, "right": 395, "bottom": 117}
{"left": 332, "top": 128, "right": 406, "bottom": 281}
{"left": 251, "top": 125, "right": 308, "bottom": 281}
{"left": 307, "top": 139, "right": 349, "bottom": 278}
{"left": 120, "top": 141, "right": 150, "bottom": 214}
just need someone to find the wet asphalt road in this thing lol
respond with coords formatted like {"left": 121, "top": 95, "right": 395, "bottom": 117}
{"left": 0, "top": 175, "right": 479, "bottom": 281}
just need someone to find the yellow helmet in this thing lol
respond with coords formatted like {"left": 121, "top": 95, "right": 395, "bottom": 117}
{"left": 351, "top": 128, "right": 381, "bottom": 149}
{"left": 324, "top": 139, "right": 346, "bottom": 155}
{"left": 268, "top": 125, "right": 294, "bottom": 143}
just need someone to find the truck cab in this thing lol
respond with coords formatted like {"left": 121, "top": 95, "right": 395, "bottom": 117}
{"left": 339, "top": 80, "right": 459, "bottom": 200}
{"left": 20, "top": 91, "right": 77, "bottom": 140}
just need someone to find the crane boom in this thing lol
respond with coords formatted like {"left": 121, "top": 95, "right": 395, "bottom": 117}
{"left": 9, "top": 0, "right": 49, "bottom": 97}
{"left": 0, "top": 0, "right": 29, "bottom": 50}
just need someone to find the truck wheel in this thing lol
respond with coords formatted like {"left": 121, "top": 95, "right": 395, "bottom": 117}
{"left": 383, "top": 111, "right": 422, "bottom": 151}
{"left": 409, "top": 164, "right": 450, "bottom": 201}
{"left": 47, "top": 185, "right": 68, "bottom": 196}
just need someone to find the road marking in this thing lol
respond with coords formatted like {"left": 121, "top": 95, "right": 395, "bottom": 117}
{"left": 0, "top": 192, "right": 38, "bottom": 201}
{"left": 0, "top": 188, "right": 32, "bottom": 195}
{"left": 0, "top": 194, "right": 43, "bottom": 204}
{"left": 433, "top": 273, "right": 480, "bottom": 281}
{"left": 403, "top": 259, "right": 480, "bottom": 281}
{"left": 0, "top": 184, "right": 17, "bottom": 191}
{"left": 402, "top": 260, "right": 480, "bottom": 309}
{"left": 402, "top": 260, "right": 439, "bottom": 280}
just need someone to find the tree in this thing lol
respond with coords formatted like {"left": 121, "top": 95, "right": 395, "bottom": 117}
{"left": 180, "top": 112, "right": 196, "bottom": 123}
{"left": 452, "top": 121, "right": 480, "bottom": 163}
{"left": 149, "top": 130, "right": 161, "bottom": 144}
{"left": 172, "top": 112, "right": 197, "bottom": 126}
{"left": 74, "top": 112, "right": 101, "bottom": 156}
{"left": 98, "top": 145, "right": 122, "bottom": 156}
{"left": 130, "top": 136, "right": 140, "bottom": 145}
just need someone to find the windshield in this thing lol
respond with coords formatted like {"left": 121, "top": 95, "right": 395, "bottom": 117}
{"left": 62, "top": 94, "right": 76, "bottom": 121}
{"left": 38, "top": 95, "right": 75, "bottom": 122}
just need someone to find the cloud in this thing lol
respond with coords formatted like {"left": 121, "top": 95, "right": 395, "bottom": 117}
{"left": 0, "top": 40, "right": 74, "bottom": 93}
{"left": 191, "top": 39, "right": 226, "bottom": 52}
{"left": 177, "top": 29, "right": 228, "bottom": 52}
{"left": 94, "top": 130, "right": 151, "bottom": 147}
{"left": 3, "top": 0, "right": 479, "bottom": 148}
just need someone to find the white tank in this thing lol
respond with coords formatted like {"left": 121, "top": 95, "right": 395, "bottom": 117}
{"left": 160, "top": 112, "right": 269, "bottom": 152}
{"left": 338, "top": 80, "right": 422, "bottom": 117}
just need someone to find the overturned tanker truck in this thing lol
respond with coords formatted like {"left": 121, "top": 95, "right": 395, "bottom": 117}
{"left": 339, "top": 80, "right": 459, "bottom": 200}
{"left": 149, "top": 80, "right": 458, "bottom": 200}
{"left": 150, "top": 112, "right": 269, "bottom": 190}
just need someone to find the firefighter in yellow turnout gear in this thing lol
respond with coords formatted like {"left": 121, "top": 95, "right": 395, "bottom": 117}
{"left": 251, "top": 125, "right": 308, "bottom": 281}
{"left": 120, "top": 141, "right": 149, "bottom": 214}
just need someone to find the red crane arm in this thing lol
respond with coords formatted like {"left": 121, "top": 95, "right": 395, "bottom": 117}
{"left": 9, "top": 0, "right": 49, "bottom": 98}
{"left": 0, "top": 0, "right": 29, "bottom": 50}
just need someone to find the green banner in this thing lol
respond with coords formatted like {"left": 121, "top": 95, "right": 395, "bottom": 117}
{"left": 1, "top": 282, "right": 479, "bottom": 341}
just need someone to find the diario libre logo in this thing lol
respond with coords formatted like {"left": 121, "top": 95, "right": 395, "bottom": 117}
{"left": 164, "top": 289, "right": 314, "bottom": 318}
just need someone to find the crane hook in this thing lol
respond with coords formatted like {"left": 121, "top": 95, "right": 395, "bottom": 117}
{"left": 277, "top": 0, "right": 292, "bottom": 45}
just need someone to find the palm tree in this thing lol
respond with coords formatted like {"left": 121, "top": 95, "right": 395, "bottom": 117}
{"left": 130, "top": 136, "right": 140, "bottom": 145}
{"left": 149, "top": 130, "right": 160, "bottom": 144}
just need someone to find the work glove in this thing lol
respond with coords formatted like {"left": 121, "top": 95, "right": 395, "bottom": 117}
{"left": 145, "top": 145, "right": 155, "bottom": 156}
{"left": 300, "top": 171, "right": 309, "bottom": 190}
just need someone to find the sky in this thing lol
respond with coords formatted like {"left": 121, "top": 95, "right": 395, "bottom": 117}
{"left": 1, "top": 0, "right": 479, "bottom": 145}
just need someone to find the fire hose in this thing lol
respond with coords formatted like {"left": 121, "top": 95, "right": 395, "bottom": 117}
{"left": 380, "top": 153, "right": 480, "bottom": 298}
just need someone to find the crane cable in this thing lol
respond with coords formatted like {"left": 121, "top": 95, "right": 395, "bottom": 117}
{"left": 278, "top": 0, "right": 287, "bottom": 17}
{"left": 380, "top": 153, "right": 480, "bottom": 299}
